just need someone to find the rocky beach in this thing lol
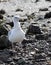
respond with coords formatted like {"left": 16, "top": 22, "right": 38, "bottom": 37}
{"left": 0, "top": 0, "right": 51, "bottom": 65}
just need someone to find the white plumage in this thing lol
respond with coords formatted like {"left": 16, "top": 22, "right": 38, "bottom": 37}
{"left": 8, "top": 15, "right": 25, "bottom": 43}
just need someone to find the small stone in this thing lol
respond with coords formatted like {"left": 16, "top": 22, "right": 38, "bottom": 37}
{"left": 10, "top": 62, "right": 15, "bottom": 65}
{"left": 30, "top": 51, "right": 35, "bottom": 55}
{"left": 6, "top": 58, "right": 12, "bottom": 63}
{"left": 0, "top": 25, "right": 8, "bottom": 36}
{"left": 16, "top": 8, "right": 23, "bottom": 12}
{"left": 19, "top": 19, "right": 27, "bottom": 22}
{"left": 35, "top": 34, "right": 48, "bottom": 40}
{"left": 0, "top": 61, "right": 4, "bottom": 64}
{"left": 26, "top": 24, "right": 42, "bottom": 35}
{"left": 35, "top": 0, "right": 39, "bottom": 2}
{"left": 0, "top": 9, "right": 5, "bottom": 14}
{"left": 0, "top": 35, "right": 12, "bottom": 50}
{"left": 22, "top": 39, "right": 34, "bottom": 44}
{"left": 46, "top": 0, "right": 51, "bottom": 1}
{"left": 39, "top": 8, "right": 48, "bottom": 11}
{"left": 42, "top": 24, "right": 46, "bottom": 27}
{"left": 13, "top": 57, "right": 19, "bottom": 62}
{"left": 27, "top": 13, "right": 35, "bottom": 19}
{"left": 34, "top": 54, "right": 46, "bottom": 62}
{"left": 48, "top": 51, "right": 51, "bottom": 57}
{"left": 6, "top": 22, "right": 14, "bottom": 27}
{"left": 0, "top": 14, "right": 3, "bottom": 19}
{"left": 47, "top": 21, "right": 51, "bottom": 23}
{"left": 9, "top": 50, "right": 16, "bottom": 56}
{"left": 44, "top": 12, "right": 51, "bottom": 18}
{"left": 17, "top": 58, "right": 25, "bottom": 64}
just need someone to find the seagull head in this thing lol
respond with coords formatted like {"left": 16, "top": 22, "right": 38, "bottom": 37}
{"left": 13, "top": 15, "right": 20, "bottom": 22}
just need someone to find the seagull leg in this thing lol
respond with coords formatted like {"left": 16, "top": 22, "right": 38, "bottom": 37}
{"left": 12, "top": 43, "right": 15, "bottom": 50}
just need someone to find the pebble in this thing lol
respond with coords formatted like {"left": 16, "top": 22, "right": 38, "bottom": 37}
{"left": 0, "top": 35, "right": 12, "bottom": 50}
{"left": 0, "top": 9, "right": 6, "bottom": 15}
{"left": 39, "top": 8, "right": 48, "bottom": 11}
{"left": 44, "top": 12, "right": 51, "bottom": 18}
{"left": 26, "top": 24, "right": 42, "bottom": 35}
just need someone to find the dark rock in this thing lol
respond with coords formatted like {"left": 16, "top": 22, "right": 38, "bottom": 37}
{"left": 22, "top": 39, "right": 35, "bottom": 44}
{"left": 49, "top": 6, "right": 51, "bottom": 7}
{"left": 13, "top": 57, "right": 19, "bottom": 62}
{"left": 0, "top": 35, "right": 12, "bottom": 50}
{"left": 7, "top": 15, "right": 14, "bottom": 17}
{"left": 0, "top": 9, "right": 5, "bottom": 15}
{"left": 35, "top": 0, "right": 39, "bottom": 2}
{"left": 0, "top": 25, "right": 8, "bottom": 36}
{"left": 6, "top": 58, "right": 12, "bottom": 63}
{"left": 39, "top": 8, "right": 48, "bottom": 11}
{"left": 17, "top": 58, "right": 25, "bottom": 64}
{"left": 44, "top": 12, "right": 51, "bottom": 18}
{"left": 34, "top": 54, "right": 46, "bottom": 62}
{"left": 9, "top": 50, "right": 17, "bottom": 56}
{"left": 0, "top": 14, "right": 3, "bottom": 19}
{"left": 0, "top": 61, "right": 4, "bottom": 64}
{"left": 35, "top": 34, "right": 48, "bottom": 40}
{"left": 16, "top": 8, "right": 23, "bottom": 12}
{"left": 37, "top": 17, "right": 43, "bottom": 20}
{"left": 36, "top": 48, "right": 44, "bottom": 53}
{"left": 27, "top": 13, "right": 35, "bottom": 19}
{"left": 19, "top": 19, "right": 27, "bottom": 22}
{"left": 26, "top": 24, "right": 42, "bottom": 35}
{"left": 6, "top": 22, "right": 14, "bottom": 27}
{"left": 10, "top": 62, "right": 15, "bottom": 65}
{"left": 42, "top": 24, "right": 46, "bottom": 27}
{"left": 46, "top": 0, "right": 51, "bottom": 1}
{"left": 0, "top": 50, "right": 10, "bottom": 62}
{"left": 47, "top": 51, "right": 51, "bottom": 57}
{"left": 47, "top": 21, "right": 51, "bottom": 23}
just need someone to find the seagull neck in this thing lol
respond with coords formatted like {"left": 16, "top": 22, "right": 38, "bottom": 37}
{"left": 13, "top": 21, "right": 21, "bottom": 29}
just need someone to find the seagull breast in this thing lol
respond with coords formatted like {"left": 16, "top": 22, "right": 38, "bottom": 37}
{"left": 8, "top": 28, "right": 25, "bottom": 43}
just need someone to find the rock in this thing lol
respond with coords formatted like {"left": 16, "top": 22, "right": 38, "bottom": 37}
{"left": 37, "top": 17, "right": 43, "bottom": 20}
{"left": 13, "top": 57, "right": 19, "bottom": 62}
{"left": 39, "top": 8, "right": 48, "bottom": 11}
{"left": 0, "top": 61, "right": 4, "bottom": 64}
{"left": 0, "top": 25, "right": 8, "bottom": 36}
{"left": 19, "top": 19, "right": 27, "bottom": 22}
{"left": 44, "top": 12, "right": 51, "bottom": 18}
{"left": 35, "top": 48, "right": 44, "bottom": 53}
{"left": 26, "top": 24, "right": 42, "bottom": 35}
{"left": 49, "top": 6, "right": 51, "bottom": 7}
{"left": 0, "top": 50, "right": 11, "bottom": 62}
{"left": 22, "top": 39, "right": 35, "bottom": 44}
{"left": 27, "top": 13, "right": 35, "bottom": 19}
{"left": 17, "top": 58, "right": 25, "bottom": 64}
{"left": 42, "top": 24, "right": 47, "bottom": 27}
{"left": 6, "top": 22, "right": 14, "bottom": 27}
{"left": 10, "top": 62, "right": 15, "bottom": 65}
{"left": 35, "top": 34, "right": 48, "bottom": 40}
{"left": 34, "top": 54, "right": 46, "bottom": 62}
{"left": 47, "top": 51, "right": 51, "bottom": 57}
{"left": 9, "top": 50, "right": 17, "bottom": 56}
{"left": 46, "top": 0, "right": 51, "bottom": 1}
{"left": 0, "top": 35, "right": 12, "bottom": 50}
{"left": 35, "top": 0, "right": 39, "bottom": 2}
{"left": 6, "top": 58, "right": 12, "bottom": 63}
{"left": 16, "top": 8, "right": 23, "bottom": 12}
{"left": 0, "top": 9, "right": 5, "bottom": 15}
{"left": 47, "top": 21, "right": 51, "bottom": 23}
{"left": 0, "top": 14, "right": 3, "bottom": 19}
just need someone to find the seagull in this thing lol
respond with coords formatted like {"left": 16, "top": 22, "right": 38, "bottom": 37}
{"left": 8, "top": 15, "right": 25, "bottom": 49}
